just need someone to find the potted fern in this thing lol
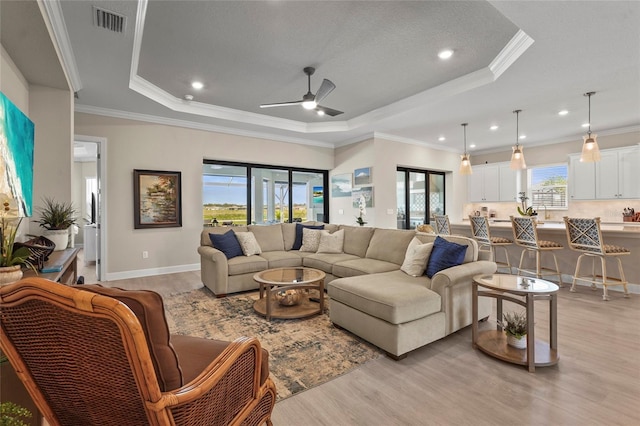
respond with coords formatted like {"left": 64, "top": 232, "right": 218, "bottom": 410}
{"left": 498, "top": 311, "right": 528, "bottom": 349}
{"left": 35, "top": 197, "right": 77, "bottom": 251}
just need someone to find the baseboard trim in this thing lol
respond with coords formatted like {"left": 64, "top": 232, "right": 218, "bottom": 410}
{"left": 104, "top": 263, "right": 200, "bottom": 282}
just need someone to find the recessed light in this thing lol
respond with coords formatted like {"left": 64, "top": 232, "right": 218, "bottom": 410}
{"left": 438, "top": 136, "right": 446, "bottom": 142}
{"left": 519, "top": 135, "right": 526, "bottom": 140}
{"left": 582, "top": 122, "right": 590, "bottom": 128}
{"left": 316, "top": 110, "right": 325, "bottom": 116}
{"left": 558, "top": 110, "right": 569, "bottom": 116}
{"left": 191, "top": 81, "right": 204, "bottom": 90}
{"left": 438, "top": 49, "right": 453, "bottom": 60}
{"left": 490, "top": 125, "right": 499, "bottom": 131}
{"left": 469, "top": 144, "right": 476, "bottom": 149}
{"left": 184, "top": 94, "right": 194, "bottom": 101}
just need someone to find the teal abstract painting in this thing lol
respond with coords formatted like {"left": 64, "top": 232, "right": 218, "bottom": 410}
{"left": 0, "top": 91, "right": 34, "bottom": 217}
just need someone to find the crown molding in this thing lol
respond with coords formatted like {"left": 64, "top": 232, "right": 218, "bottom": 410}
{"left": 490, "top": 29, "right": 534, "bottom": 79}
{"left": 38, "top": 0, "right": 83, "bottom": 92}
{"left": 74, "top": 104, "right": 335, "bottom": 149}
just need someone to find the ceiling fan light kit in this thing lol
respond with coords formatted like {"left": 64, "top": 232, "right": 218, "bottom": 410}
{"left": 260, "top": 66, "right": 343, "bottom": 117}
{"left": 580, "top": 91, "right": 601, "bottom": 162}
{"left": 510, "top": 109, "right": 527, "bottom": 170}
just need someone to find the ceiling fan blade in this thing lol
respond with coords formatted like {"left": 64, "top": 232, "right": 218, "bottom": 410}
{"left": 314, "top": 79, "right": 336, "bottom": 104}
{"left": 316, "top": 105, "right": 343, "bottom": 117}
{"left": 260, "top": 100, "right": 304, "bottom": 108}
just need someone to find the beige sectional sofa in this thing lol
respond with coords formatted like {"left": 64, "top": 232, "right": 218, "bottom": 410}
{"left": 198, "top": 222, "right": 496, "bottom": 358}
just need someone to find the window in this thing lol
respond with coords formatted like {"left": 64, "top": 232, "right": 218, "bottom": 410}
{"left": 203, "top": 161, "right": 328, "bottom": 226}
{"left": 396, "top": 168, "right": 445, "bottom": 229}
{"left": 527, "top": 164, "right": 568, "bottom": 210}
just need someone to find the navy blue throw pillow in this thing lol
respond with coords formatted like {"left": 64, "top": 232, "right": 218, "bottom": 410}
{"left": 209, "top": 231, "right": 243, "bottom": 259}
{"left": 425, "top": 236, "right": 468, "bottom": 278}
{"left": 293, "top": 223, "right": 324, "bottom": 250}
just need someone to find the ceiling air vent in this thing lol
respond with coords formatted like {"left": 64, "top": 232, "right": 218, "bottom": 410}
{"left": 93, "top": 6, "right": 126, "bottom": 34}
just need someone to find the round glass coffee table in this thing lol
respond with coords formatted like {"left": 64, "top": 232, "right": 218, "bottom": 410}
{"left": 253, "top": 267, "right": 326, "bottom": 320}
{"left": 472, "top": 274, "right": 559, "bottom": 372}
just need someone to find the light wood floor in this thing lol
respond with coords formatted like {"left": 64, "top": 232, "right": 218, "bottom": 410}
{"left": 73, "top": 269, "right": 640, "bottom": 425}
{"left": 272, "top": 286, "right": 640, "bottom": 425}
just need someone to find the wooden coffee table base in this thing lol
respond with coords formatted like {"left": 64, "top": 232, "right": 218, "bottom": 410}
{"left": 253, "top": 290, "right": 323, "bottom": 320}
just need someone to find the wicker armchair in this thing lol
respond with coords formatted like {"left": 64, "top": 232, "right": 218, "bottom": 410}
{"left": 0, "top": 278, "right": 276, "bottom": 426}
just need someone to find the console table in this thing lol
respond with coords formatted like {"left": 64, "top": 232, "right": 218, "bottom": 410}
{"left": 23, "top": 248, "right": 80, "bottom": 285}
{"left": 472, "top": 274, "right": 559, "bottom": 372}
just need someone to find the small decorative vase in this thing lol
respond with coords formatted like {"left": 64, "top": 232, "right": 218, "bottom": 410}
{"left": 507, "top": 334, "right": 527, "bottom": 349}
{"left": 0, "top": 265, "right": 23, "bottom": 286}
{"left": 275, "top": 289, "right": 301, "bottom": 306}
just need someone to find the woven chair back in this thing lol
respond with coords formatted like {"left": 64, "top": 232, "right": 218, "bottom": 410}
{"left": 469, "top": 216, "right": 491, "bottom": 245}
{"left": 433, "top": 215, "right": 451, "bottom": 235}
{"left": 564, "top": 217, "right": 605, "bottom": 255}
{"left": 510, "top": 216, "right": 541, "bottom": 248}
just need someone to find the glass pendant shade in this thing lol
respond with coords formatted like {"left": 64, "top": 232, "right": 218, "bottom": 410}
{"left": 580, "top": 133, "right": 601, "bottom": 162}
{"left": 459, "top": 123, "right": 473, "bottom": 175}
{"left": 580, "top": 92, "right": 600, "bottom": 162}
{"left": 459, "top": 154, "right": 473, "bottom": 175}
{"left": 509, "top": 109, "right": 526, "bottom": 170}
{"left": 510, "top": 145, "right": 527, "bottom": 169}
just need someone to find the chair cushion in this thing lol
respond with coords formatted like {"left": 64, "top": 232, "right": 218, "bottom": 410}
{"left": 604, "top": 244, "right": 630, "bottom": 254}
{"left": 425, "top": 236, "right": 468, "bottom": 278}
{"left": 209, "top": 230, "right": 244, "bottom": 259}
{"left": 81, "top": 285, "right": 183, "bottom": 391}
{"left": 170, "top": 334, "right": 270, "bottom": 386}
{"left": 538, "top": 240, "right": 563, "bottom": 248}
{"left": 490, "top": 236, "right": 513, "bottom": 244}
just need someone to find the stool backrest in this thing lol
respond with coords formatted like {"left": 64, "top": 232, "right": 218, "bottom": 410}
{"left": 433, "top": 215, "right": 451, "bottom": 235}
{"left": 563, "top": 217, "right": 605, "bottom": 255}
{"left": 510, "top": 215, "right": 541, "bottom": 248}
{"left": 469, "top": 216, "right": 491, "bottom": 245}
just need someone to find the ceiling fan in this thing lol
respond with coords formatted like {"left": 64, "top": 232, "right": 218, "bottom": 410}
{"left": 260, "top": 67, "right": 343, "bottom": 117}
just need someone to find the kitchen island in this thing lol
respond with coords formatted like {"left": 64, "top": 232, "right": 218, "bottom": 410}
{"left": 451, "top": 220, "right": 640, "bottom": 291}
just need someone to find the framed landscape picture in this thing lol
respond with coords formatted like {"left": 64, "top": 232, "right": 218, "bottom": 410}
{"left": 331, "top": 173, "right": 352, "bottom": 197}
{"left": 354, "top": 167, "right": 372, "bottom": 186}
{"left": 134, "top": 169, "right": 182, "bottom": 229}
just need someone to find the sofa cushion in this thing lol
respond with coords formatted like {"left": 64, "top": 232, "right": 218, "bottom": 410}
{"left": 259, "top": 251, "right": 303, "bottom": 268}
{"left": 425, "top": 236, "right": 468, "bottom": 278}
{"left": 332, "top": 258, "right": 400, "bottom": 278}
{"left": 317, "top": 229, "right": 344, "bottom": 254}
{"left": 416, "top": 233, "right": 478, "bottom": 263}
{"left": 209, "top": 230, "right": 244, "bottom": 259}
{"left": 365, "top": 228, "right": 415, "bottom": 265}
{"left": 81, "top": 285, "right": 183, "bottom": 392}
{"left": 293, "top": 223, "right": 325, "bottom": 250}
{"left": 300, "top": 228, "right": 327, "bottom": 252}
{"left": 340, "top": 225, "right": 375, "bottom": 257}
{"left": 401, "top": 237, "right": 434, "bottom": 277}
{"left": 227, "top": 255, "right": 268, "bottom": 276}
{"left": 248, "top": 224, "right": 285, "bottom": 252}
{"left": 303, "top": 252, "right": 360, "bottom": 273}
{"left": 328, "top": 271, "right": 441, "bottom": 324}
{"left": 234, "top": 231, "right": 262, "bottom": 256}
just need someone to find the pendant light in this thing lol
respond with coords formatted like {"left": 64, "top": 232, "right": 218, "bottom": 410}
{"left": 459, "top": 123, "right": 473, "bottom": 175}
{"left": 510, "top": 109, "right": 527, "bottom": 170}
{"left": 580, "top": 91, "right": 601, "bottom": 162}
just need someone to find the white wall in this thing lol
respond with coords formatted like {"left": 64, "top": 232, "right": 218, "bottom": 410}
{"left": 74, "top": 112, "right": 334, "bottom": 279}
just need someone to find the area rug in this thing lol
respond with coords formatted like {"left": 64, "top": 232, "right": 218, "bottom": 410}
{"left": 163, "top": 287, "right": 382, "bottom": 400}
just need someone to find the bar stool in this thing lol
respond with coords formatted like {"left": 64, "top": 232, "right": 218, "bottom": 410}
{"left": 469, "top": 215, "right": 512, "bottom": 273}
{"left": 510, "top": 215, "right": 563, "bottom": 285}
{"left": 432, "top": 215, "right": 451, "bottom": 235}
{"left": 563, "top": 217, "right": 630, "bottom": 301}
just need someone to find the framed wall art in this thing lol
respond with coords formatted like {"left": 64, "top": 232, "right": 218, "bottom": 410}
{"left": 331, "top": 173, "right": 352, "bottom": 198}
{"left": 134, "top": 169, "right": 182, "bottom": 229}
{"left": 354, "top": 167, "right": 372, "bottom": 186}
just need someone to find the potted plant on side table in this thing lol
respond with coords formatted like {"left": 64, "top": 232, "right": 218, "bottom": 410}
{"left": 0, "top": 195, "right": 36, "bottom": 286}
{"left": 499, "top": 310, "right": 528, "bottom": 349}
{"left": 35, "top": 197, "right": 77, "bottom": 252}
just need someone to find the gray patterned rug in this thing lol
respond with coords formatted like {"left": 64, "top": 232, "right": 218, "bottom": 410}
{"left": 163, "top": 287, "right": 382, "bottom": 400}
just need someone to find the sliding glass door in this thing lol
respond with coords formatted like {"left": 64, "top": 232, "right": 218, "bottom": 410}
{"left": 396, "top": 168, "right": 446, "bottom": 229}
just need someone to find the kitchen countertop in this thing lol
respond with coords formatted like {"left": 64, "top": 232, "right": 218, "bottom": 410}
{"left": 454, "top": 219, "right": 640, "bottom": 234}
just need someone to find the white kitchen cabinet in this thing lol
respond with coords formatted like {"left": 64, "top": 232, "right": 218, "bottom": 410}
{"left": 568, "top": 153, "right": 596, "bottom": 200}
{"left": 595, "top": 146, "right": 640, "bottom": 199}
{"left": 467, "top": 164, "right": 499, "bottom": 202}
{"left": 498, "top": 164, "right": 518, "bottom": 202}
{"left": 468, "top": 163, "right": 518, "bottom": 202}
